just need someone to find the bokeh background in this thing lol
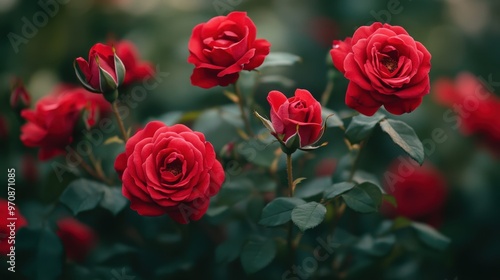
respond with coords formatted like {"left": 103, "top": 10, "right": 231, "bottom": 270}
{"left": 1, "top": 0, "right": 500, "bottom": 279}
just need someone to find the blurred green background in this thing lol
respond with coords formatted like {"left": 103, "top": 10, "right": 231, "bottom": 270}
{"left": 1, "top": 0, "right": 500, "bottom": 279}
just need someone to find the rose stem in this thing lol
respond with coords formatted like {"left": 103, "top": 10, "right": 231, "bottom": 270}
{"left": 72, "top": 151, "right": 109, "bottom": 184}
{"left": 112, "top": 100, "right": 129, "bottom": 142}
{"left": 233, "top": 82, "right": 254, "bottom": 137}
{"left": 321, "top": 72, "right": 335, "bottom": 106}
{"left": 88, "top": 151, "right": 114, "bottom": 185}
{"left": 286, "top": 153, "right": 296, "bottom": 266}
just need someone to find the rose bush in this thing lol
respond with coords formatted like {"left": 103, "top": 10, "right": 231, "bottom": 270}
{"left": 188, "top": 11, "right": 271, "bottom": 88}
{"left": 20, "top": 86, "right": 111, "bottom": 160}
{"left": 114, "top": 121, "right": 225, "bottom": 224}
{"left": 330, "top": 23, "right": 431, "bottom": 116}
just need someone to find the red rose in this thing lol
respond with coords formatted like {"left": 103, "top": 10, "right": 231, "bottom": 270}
{"left": 75, "top": 43, "right": 125, "bottom": 96}
{"left": 383, "top": 159, "right": 447, "bottom": 227}
{"left": 56, "top": 218, "right": 97, "bottom": 262}
{"left": 114, "top": 121, "right": 225, "bottom": 224}
{"left": 20, "top": 86, "right": 111, "bottom": 161}
{"left": 434, "top": 73, "right": 500, "bottom": 157}
{"left": 330, "top": 23, "right": 431, "bottom": 116}
{"left": 188, "top": 11, "right": 271, "bottom": 88}
{"left": 268, "top": 89, "right": 323, "bottom": 147}
{"left": 0, "top": 198, "right": 27, "bottom": 255}
{"left": 114, "top": 40, "right": 155, "bottom": 86}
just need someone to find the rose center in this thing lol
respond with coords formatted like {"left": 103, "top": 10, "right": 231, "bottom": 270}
{"left": 381, "top": 57, "right": 398, "bottom": 73}
{"left": 292, "top": 101, "right": 306, "bottom": 109}
{"left": 166, "top": 159, "right": 183, "bottom": 176}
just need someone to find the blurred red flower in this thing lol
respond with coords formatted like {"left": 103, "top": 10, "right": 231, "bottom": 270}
{"left": 114, "top": 40, "right": 155, "bottom": 86}
{"left": 383, "top": 159, "right": 447, "bottom": 227}
{"left": 56, "top": 218, "right": 97, "bottom": 263}
{"left": 20, "top": 85, "right": 111, "bottom": 161}
{"left": 188, "top": 11, "right": 271, "bottom": 88}
{"left": 330, "top": 22, "right": 431, "bottom": 116}
{"left": 0, "top": 198, "right": 28, "bottom": 255}
{"left": 434, "top": 72, "right": 500, "bottom": 157}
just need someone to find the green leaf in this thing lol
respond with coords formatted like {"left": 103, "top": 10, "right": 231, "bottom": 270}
{"left": 411, "top": 222, "right": 450, "bottom": 251}
{"left": 114, "top": 52, "right": 126, "bottom": 86}
{"left": 345, "top": 113, "right": 385, "bottom": 144}
{"left": 258, "top": 52, "right": 301, "bottom": 69}
{"left": 100, "top": 187, "right": 128, "bottom": 215}
{"left": 216, "top": 237, "right": 244, "bottom": 264}
{"left": 322, "top": 107, "right": 344, "bottom": 128}
{"left": 291, "top": 202, "right": 327, "bottom": 232}
{"left": 341, "top": 183, "right": 383, "bottom": 213}
{"left": 323, "top": 182, "right": 356, "bottom": 200}
{"left": 379, "top": 119, "right": 425, "bottom": 165}
{"left": 295, "top": 177, "right": 331, "bottom": 199}
{"left": 240, "top": 239, "right": 277, "bottom": 274}
{"left": 254, "top": 111, "right": 275, "bottom": 134}
{"left": 59, "top": 179, "right": 106, "bottom": 215}
{"left": 259, "top": 197, "right": 306, "bottom": 226}
{"left": 17, "top": 228, "right": 64, "bottom": 280}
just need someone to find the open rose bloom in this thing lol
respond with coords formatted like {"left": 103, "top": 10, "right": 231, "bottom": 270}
{"left": 114, "top": 121, "right": 225, "bottom": 224}
{"left": 331, "top": 23, "right": 431, "bottom": 116}
{"left": 188, "top": 11, "right": 271, "bottom": 88}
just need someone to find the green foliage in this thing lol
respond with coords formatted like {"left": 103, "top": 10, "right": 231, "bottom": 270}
{"left": 379, "top": 119, "right": 425, "bottom": 165}
{"left": 257, "top": 52, "right": 302, "bottom": 69}
{"left": 17, "top": 228, "right": 64, "bottom": 280}
{"left": 341, "top": 182, "right": 383, "bottom": 213}
{"left": 323, "top": 182, "right": 356, "bottom": 200}
{"left": 291, "top": 202, "right": 327, "bottom": 232}
{"left": 259, "top": 197, "right": 306, "bottom": 226}
{"left": 240, "top": 239, "right": 277, "bottom": 274}
{"left": 59, "top": 179, "right": 126, "bottom": 215}
{"left": 345, "top": 113, "right": 385, "bottom": 143}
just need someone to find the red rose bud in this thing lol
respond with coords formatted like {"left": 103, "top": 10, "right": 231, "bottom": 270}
{"left": 114, "top": 40, "right": 155, "bottom": 86}
{"left": 10, "top": 78, "right": 31, "bottom": 112}
{"left": 114, "top": 121, "right": 225, "bottom": 224}
{"left": 74, "top": 43, "right": 126, "bottom": 102}
{"left": 383, "top": 159, "right": 447, "bottom": 227}
{"left": 188, "top": 11, "right": 271, "bottom": 89}
{"left": 20, "top": 85, "right": 111, "bottom": 161}
{"left": 330, "top": 23, "right": 431, "bottom": 116}
{"left": 256, "top": 89, "right": 325, "bottom": 154}
{"left": 56, "top": 218, "right": 97, "bottom": 263}
{"left": 0, "top": 198, "right": 28, "bottom": 255}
